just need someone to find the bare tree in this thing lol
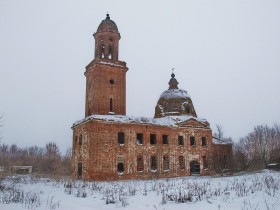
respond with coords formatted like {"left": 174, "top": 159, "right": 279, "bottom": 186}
{"left": 43, "top": 142, "right": 61, "bottom": 174}
{"left": 213, "top": 124, "right": 233, "bottom": 143}
{"left": 213, "top": 124, "right": 224, "bottom": 140}
{"left": 236, "top": 124, "right": 280, "bottom": 170}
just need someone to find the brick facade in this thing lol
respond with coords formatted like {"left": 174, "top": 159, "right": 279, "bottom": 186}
{"left": 72, "top": 14, "right": 232, "bottom": 181}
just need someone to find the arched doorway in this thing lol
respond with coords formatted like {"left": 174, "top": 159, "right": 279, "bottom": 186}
{"left": 190, "top": 160, "right": 200, "bottom": 175}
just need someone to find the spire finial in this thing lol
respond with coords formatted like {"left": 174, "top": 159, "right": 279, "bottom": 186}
{"left": 106, "top": 12, "right": 110, "bottom": 19}
{"left": 171, "top": 68, "right": 175, "bottom": 78}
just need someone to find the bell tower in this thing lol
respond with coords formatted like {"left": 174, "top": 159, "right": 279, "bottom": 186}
{"left": 85, "top": 14, "right": 128, "bottom": 117}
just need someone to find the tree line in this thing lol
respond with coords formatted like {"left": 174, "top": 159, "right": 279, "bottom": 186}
{"left": 233, "top": 123, "right": 280, "bottom": 171}
{"left": 0, "top": 142, "right": 71, "bottom": 177}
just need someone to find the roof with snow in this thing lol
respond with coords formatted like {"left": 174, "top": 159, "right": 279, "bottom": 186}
{"left": 160, "top": 89, "right": 190, "bottom": 99}
{"left": 73, "top": 114, "right": 209, "bottom": 128}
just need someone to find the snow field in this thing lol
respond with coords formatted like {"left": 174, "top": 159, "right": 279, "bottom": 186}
{"left": 0, "top": 170, "right": 279, "bottom": 210}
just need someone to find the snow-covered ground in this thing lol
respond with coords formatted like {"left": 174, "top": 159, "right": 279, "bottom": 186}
{"left": 1, "top": 170, "right": 280, "bottom": 210}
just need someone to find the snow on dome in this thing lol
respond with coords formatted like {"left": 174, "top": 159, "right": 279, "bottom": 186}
{"left": 160, "top": 89, "right": 190, "bottom": 99}
{"left": 154, "top": 73, "right": 197, "bottom": 118}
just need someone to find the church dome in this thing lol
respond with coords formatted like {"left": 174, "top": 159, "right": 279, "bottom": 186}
{"left": 96, "top": 14, "right": 119, "bottom": 34}
{"left": 154, "top": 73, "right": 197, "bottom": 118}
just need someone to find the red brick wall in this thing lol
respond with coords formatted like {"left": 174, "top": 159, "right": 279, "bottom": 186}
{"left": 84, "top": 59, "right": 128, "bottom": 117}
{"left": 72, "top": 120, "right": 214, "bottom": 181}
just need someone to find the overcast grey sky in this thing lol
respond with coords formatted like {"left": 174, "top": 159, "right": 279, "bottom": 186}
{"left": 1, "top": 0, "right": 280, "bottom": 151}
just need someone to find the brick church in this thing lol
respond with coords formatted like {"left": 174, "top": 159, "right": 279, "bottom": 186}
{"left": 72, "top": 14, "right": 232, "bottom": 181}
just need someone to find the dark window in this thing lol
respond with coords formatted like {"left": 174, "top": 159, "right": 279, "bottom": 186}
{"left": 117, "top": 162, "right": 124, "bottom": 173}
{"left": 118, "top": 132, "right": 125, "bottom": 145}
{"left": 108, "top": 45, "right": 113, "bottom": 59}
{"left": 190, "top": 136, "right": 195, "bottom": 146}
{"left": 109, "top": 79, "right": 114, "bottom": 85}
{"left": 163, "top": 155, "right": 169, "bottom": 171}
{"left": 151, "top": 156, "right": 157, "bottom": 171}
{"left": 137, "top": 133, "right": 143, "bottom": 145}
{"left": 162, "top": 135, "right": 168, "bottom": 145}
{"left": 150, "top": 134, "right": 156, "bottom": 145}
{"left": 79, "top": 134, "right": 83, "bottom": 145}
{"left": 201, "top": 137, "right": 207, "bottom": 146}
{"left": 110, "top": 98, "right": 113, "bottom": 112}
{"left": 203, "top": 156, "right": 208, "bottom": 169}
{"left": 179, "top": 156, "right": 185, "bottom": 170}
{"left": 77, "top": 162, "right": 82, "bottom": 178}
{"left": 137, "top": 155, "right": 144, "bottom": 172}
{"left": 178, "top": 135, "right": 184, "bottom": 146}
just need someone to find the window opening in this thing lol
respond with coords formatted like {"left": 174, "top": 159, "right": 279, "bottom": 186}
{"left": 77, "top": 162, "right": 82, "bottom": 178}
{"left": 162, "top": 135, "right": 168, "bottom": 145}
{"left": 178, "top": 135, "right": 184, "bottom": 146}
{"left": 137, "top": 133, "right": 143, "bottom": 145}
{"left": 109, "top": 79, "right": 114, "bottom": 85}
{"left": 179, "top": 156, "right": 185, "bottom": 170}
{"left": 163, "top": 155, "right": 169, "bottom": 171}
{"left": 201, "top": 137, "right": 207, "bottom": 146}
{"left": 137, "top": 155, "right": 144, "bottom": 172}
{"left": 117, "top": 162, "right": 124, "bottom": 173}
{"left": 150, "top": 134, "right": 156, "bottom": 145}
{"left": 110, "top": 98, "right": 113, "bottom": 112}
{"left": 118, "top": 132, "right": 125, "bottom": 145}
{"left": 151, "top": 156, "right": 157, "bottom": 171}
{"left": 190, "top": 136, "right": 195, "bottom": 146}
{"left": 100, "top": 44, "right": 105, "bottom": 58}
{"left": 108, "top": 45, "right": 113, "bottom": 59}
